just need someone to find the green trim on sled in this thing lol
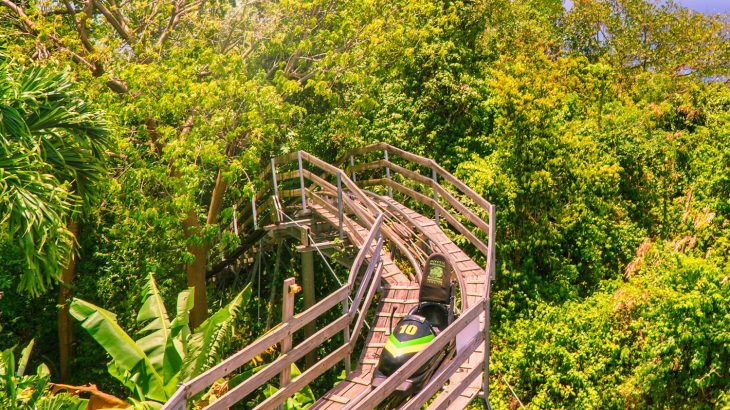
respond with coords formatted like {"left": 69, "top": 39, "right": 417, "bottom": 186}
{"left": 384, "top": 333, "right": 435, "bottom": 357}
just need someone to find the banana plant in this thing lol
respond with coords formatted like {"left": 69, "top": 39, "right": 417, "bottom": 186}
{"left": 70, "top": 274, "right": 250, "bottom": 405}
{"left": 0, "top": 340, "right": 86, "bottom": 409}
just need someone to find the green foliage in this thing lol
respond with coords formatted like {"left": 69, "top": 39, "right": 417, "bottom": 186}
{"left": 0, "top": 340, "right": 87, "bottom": 409}
{"left": 492, "top": 240, "right": 730, "bottom": 409}
{"left": 562, "top": 0, "right": 730, "bottom": 78}
{"left": 0, "top": 60, "right": 110, "bottom": 296}
{"left": 0, "top": 0, "right": 728, "bottom": 407}
{"left": 231, "top": 363, "right": 315, "bottom": 409}
{"left": 70, "top": 274, "right": 251, "bottom": 403}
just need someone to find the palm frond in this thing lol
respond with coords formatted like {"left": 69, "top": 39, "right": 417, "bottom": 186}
{"left": 0, "top": 59, "right": 111, "bottom": 296}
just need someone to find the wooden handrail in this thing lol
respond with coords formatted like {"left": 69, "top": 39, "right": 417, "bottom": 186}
{"left": 427, "top": 359, "right": 484, "bottom": 410}
{"left": 350, "top": 158, "right": 491, "bottom": 236}
{"left": 349, "top": 262, "right": 383, "bottom": 346}
{"left": 176, "top": 284, "right": 349, "bottom": 401}
{"left": 349, "top": 238, "right": 383, "bottom": 314}
{"left": 205, "top": 315, "right": 350, "bottom": 410}
{"left": 343, "top": 142, "right": 494, "bottom": 212}
{"left": 254, "top": 344, "right": 351, "bottom": 410}
{"left": 361, "top": 178, "right": 491, "bottom": 260}
{"left": 347, "top": 213, "right": 384, "bottom": 287}
{"left": 400, "top": 333, "right": 484, "bottom": 410}
{"left": 342, "top": 299, "right": 486, "bottom": 410}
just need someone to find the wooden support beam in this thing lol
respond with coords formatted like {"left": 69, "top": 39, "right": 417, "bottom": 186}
{"left": 300, "top": 229, "right": 316, "bottom": 368}
{"left": 295, "top": 240, "right": 339, "bottom": 252}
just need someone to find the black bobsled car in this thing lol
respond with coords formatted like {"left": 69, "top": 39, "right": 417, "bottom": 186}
{"left": 372, "top": 253, "right": 457, "bottom": 407}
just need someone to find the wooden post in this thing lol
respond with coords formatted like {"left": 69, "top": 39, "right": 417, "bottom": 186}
{"left": 432, "top": 168, "right": 439, "bottom": 224}
{"left": 483, "top": 203, "right": 496, "bottom": 407}
{"left": 280, "top": 277, "right": 299, "bottom": 388}
{"left": 384, "top": 149, "right": 392, "bottom": 198}
{"left": 251, "top": 187, "right": 258, "bottom": 230}
{"left": 342, "top": 296, "right": 352, "bottom": 374}
{"left": 337, "top": 171, "right": 344, "bottom": 241}
{"left": 271, "top": 157, "right": 278, "bottom": 197}
{"left": 481, "top": 276, "right": 491, "bottom": 402}
{"left": 301, "top": 228, "right": 316, "bottom": 367}
{"left": 487, "top": 204, "right": 496, "bottom": 280}
{"left": 349, "top": 155, "right": 356, "bottom": 182}
{"left": 297, "top": 151, "right": 307, "bottom": 210}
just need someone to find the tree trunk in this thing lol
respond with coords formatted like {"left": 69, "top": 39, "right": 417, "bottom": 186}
{"left": 58, "top": 220, "right": 79, "bottom": 382}
{"left": 184, "top": 209, "right": 209, "bottom": 330}
{"left": 184, "top": 170, "right": 228, "bottom": 329}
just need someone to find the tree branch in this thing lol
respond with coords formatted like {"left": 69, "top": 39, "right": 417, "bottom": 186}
{"left": 92, "top": 0, "right": 135, "bottom": 45}
{"left": 155, "top": 0, "right": 204, "bottom": 49}
{"left": 1, "top": 0, "right": 97, "bottom": 73}
{"left": 62, "top": 0, "right": 95, "bottom": 54}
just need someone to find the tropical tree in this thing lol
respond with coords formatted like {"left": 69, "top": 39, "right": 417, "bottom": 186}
{"left": 0, "top": 58, "right": 109, "bottom": 296}
{"left": 0, "top": 58, "right": 110, "bottom": 380}
{"left": 70, "top": 274, "right": 250, "bottom": 404}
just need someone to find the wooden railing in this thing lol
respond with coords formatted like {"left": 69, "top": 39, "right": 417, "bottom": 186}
{"left": 162, "top": 214, "right": 386, "bottom": 410}
{"left": 342, "top": 142, "right": 496, "bottom": 281}
{"left": 165, "top": 144, "right": 495, "bottom": 409}
{"left": 245, "top": 150, "right": 424, "bottom": 280}
{"left": 341, "top": 292, "right": 490, "bottom": 410}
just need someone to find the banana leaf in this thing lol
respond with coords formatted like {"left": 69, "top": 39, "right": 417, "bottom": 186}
{"left": 0, "top": 345, "right": 17, "bottom": 408}
{"left": 70, "top": 298, "right": 167, "bottom": 402}
{"left": 135, "top": 274, "right": 176, "bottom": 381}
{"left": 164, "top": 288, "right": 194, "bottom": 389}
{"left": 16, "top": 339, "right": 34, "bottom": 377}
{"left": 180, "top": 285, "right": 251, "bottom": 381}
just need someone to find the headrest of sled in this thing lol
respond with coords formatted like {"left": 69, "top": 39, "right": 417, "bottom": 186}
{"left": 419, "top": 253, "right": 453, "bottom": 304}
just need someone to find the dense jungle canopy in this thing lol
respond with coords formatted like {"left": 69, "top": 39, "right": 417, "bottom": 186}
{"left": 0, "top": 0, "right": 729, "bottom": 408}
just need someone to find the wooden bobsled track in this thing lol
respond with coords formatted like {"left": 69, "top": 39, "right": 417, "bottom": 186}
{"left": 163, "top": 143, "right": 496, "bottom": 410}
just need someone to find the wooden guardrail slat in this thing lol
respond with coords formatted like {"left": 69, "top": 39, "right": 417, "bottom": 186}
{"left": 427, "top": 359, "right": 485, "bottom": 410}
{"left": 205, "top": 315, "right": 350, "bottom": 410}
{"left": 254, "top": 344, "right": 351, "bottom": 410}
{"left": 347, "top": 214, "right": 384, "bottom": 287}
{"left": 354, "top": 160, "right": 492, "bottom": 236}
{"left": 399, "top": 333, "right": 484, "bottom": 410}
{"left": 349, "top": 262, "right": 384, "bottom": 346}
{"left": 342, "top": 300, "right": 485, "bottom": 410}
{"left": 183, "top": 285, "right": 348, "bottom": 399}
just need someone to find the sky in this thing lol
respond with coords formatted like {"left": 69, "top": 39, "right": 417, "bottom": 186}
{"left": 674, "top": 0, "right": 729, "bottom": 14}
{"left": 564, "top": 0, "right": 730, "bottom": 14}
